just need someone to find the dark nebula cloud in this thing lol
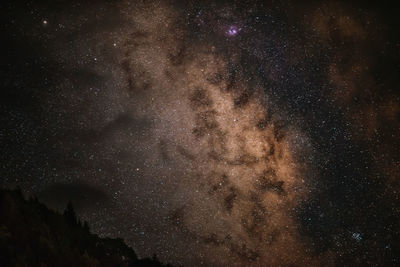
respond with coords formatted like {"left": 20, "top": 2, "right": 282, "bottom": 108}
{"left": 1, "top": 0, "right": 399, "bottom": 266}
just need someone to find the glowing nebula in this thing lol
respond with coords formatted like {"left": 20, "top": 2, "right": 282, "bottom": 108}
{"left": 227, "top": 25, "right": 239, "bottom": 36}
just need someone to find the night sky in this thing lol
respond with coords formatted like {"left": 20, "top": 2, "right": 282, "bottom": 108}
{"left": 1, "top": 0, "right": 400, "bottom": 265}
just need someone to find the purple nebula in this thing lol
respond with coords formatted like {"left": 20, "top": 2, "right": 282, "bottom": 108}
{"left": 227, "top": 25, "right": 239, "bottom": 36}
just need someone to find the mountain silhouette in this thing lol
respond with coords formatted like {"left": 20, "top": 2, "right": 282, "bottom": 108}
{"left": 0, "top": 188, "right": 172, "bottom": 267}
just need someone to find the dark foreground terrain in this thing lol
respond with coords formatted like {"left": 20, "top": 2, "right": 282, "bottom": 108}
{"left": 0, "top": 188, "right": 171, "bottom": 267}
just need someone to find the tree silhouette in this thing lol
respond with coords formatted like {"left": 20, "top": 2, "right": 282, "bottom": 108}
{"left": 64, "top": 200, "right": 77, "bottom": 225}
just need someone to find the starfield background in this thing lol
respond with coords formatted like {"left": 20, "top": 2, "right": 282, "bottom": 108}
{"left": 1, "top": 0, "right": 399, "bottom": 266}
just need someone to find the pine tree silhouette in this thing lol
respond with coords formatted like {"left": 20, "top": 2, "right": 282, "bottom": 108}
{"left": 83, "top": 221, "right": 90, "bottom": 233}
{"left": 64, "top": 201, "right": 77, "bottom": 225}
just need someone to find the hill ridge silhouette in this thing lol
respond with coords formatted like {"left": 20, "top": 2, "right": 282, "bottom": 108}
{"left": 0, "top": 188, "right": 173, "bottom": 267}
